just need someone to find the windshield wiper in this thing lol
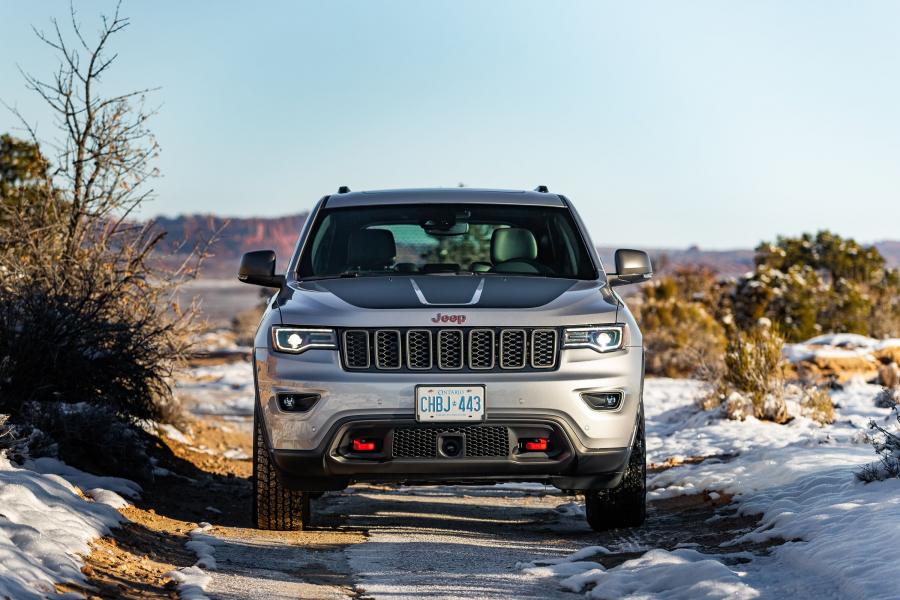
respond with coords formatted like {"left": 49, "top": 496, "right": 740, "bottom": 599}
{"left": 303, "top": 271, "right": 393, "bottom": 281}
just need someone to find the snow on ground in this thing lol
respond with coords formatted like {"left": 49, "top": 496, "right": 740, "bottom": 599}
{"left": 783, "top": 333, "right": 900, "bottom": 363}
{"left": 166, "top": 521, "right": 221, "bottom": 600}
{"left": 0, "top": 454, "right": 131, "bottom": 599}
{"left": 176, "top": 361, "right": 255, "bottom": 417}
{"left": 524, "top": 378, "right": 900, "bottom": 599}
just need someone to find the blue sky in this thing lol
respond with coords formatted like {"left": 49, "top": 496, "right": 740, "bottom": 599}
{"left": 1, "top": 1, "right": 898, "bottom": 248}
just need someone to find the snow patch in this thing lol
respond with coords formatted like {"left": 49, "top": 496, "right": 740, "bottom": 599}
{"left": 27, "top": 456, "right": 142, "bottom": 501}
{"left": 167, "top": 521, "right": 221, "bottom": 600}
{"left": 0, "top": 455, "right": 126, "bottom": 599}
{"left": 523, "top": 547, "right": 758, "bottom": 600}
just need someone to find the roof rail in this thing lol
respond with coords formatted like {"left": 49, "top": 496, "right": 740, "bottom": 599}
{"left": 337, "top": 186, "right": 351, "bottom": 194}
{"left": 534, "top": 185, "right": 549, "bottom": 193}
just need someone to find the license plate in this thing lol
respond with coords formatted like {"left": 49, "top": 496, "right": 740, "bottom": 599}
{"left": 415, "top": 385, "right": 485, "bottom": 422}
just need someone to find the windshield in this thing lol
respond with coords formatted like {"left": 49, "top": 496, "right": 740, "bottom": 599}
{"left": 297, "top": 203, "right": 597, "bottom": 280}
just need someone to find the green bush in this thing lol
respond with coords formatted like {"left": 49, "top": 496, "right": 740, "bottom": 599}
{"left": 729, "top": 231, "right": 900, "bottom": 341}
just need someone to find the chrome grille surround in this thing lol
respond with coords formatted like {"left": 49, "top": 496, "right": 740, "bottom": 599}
{"left": 338, "top": 327, "right": 559, "bottom": 372}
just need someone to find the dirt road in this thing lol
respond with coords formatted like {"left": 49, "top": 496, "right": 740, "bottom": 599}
{"left": 78, "top": 414, "right": 753, "bottom": 600}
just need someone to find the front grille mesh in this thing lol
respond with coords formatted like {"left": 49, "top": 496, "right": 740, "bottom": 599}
{"left": 340, "top": 328, "right": 559, "bottom": 372}
{"left": 531, "top": 329, "right": 558, "bottom": 368}
{"left": 437, "top": 330, "right": 464, "bottom": 370}
{"left": 392, "top": 426, "right": 510, "bottom": 458}
{"left": 406, "top": 330, "right": 432, "bottom": 370}
{"left": 469, "top": 330, "right": 495, "bottom": 369}
{"left": 500, "top": 330, "right": 527, "bottom": 369}
{"left": 374, "top": 330, "right": 401, "bottom": 369}
{"left": 343, "top": 330, "right": 370, "bottom": 368}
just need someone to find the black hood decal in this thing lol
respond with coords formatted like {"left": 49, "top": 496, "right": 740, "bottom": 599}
{"left": 298, "top": 276, "right": 578, "bottom": 309}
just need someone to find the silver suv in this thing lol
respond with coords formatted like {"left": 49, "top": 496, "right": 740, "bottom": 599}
{"left": 238, "top": 187, "right": 652, "bottom": 531}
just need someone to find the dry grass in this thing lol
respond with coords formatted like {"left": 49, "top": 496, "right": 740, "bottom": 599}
{"left": 800, "top": 387, "right": 835, "bottom": 425}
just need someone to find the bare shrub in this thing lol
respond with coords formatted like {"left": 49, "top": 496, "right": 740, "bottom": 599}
{"left": 0, "top": 7, "right": 206, "bottom": 432}
{"left": 875, "top": 387, "right": 900, "bottom": 409}
{"left": 857, "top": 407, "right": 900, "bottom": 482}
{"left": 231, "top": 288, "right": 269, "bottom": 346}
{"left": 0, "top": 414, "right": 13, "bottom": 452}
{"left": 19, "top": 402, "right": 154, "bottom": 480}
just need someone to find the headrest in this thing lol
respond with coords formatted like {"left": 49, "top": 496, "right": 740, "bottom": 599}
{"left": 491, "top": 228, "right": 538, "bottom": 264}
{"left": 347, "top": 229, "right": 396, "bottom": 269}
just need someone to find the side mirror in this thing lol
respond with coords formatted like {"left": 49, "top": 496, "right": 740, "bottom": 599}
{"left": 238, "top": 250, "right": 285, "bottom": 288}
{"left": 608, "top": 249, "right": 652, "bottom": 287}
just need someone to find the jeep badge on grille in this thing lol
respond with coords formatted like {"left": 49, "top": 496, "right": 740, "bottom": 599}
{"left": 431, "top": 312, "right": 467, "bottom": 324}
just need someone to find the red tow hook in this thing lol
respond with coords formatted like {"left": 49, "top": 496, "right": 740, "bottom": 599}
{"left": 523, "top": 437, "right": 549, "bottom": 452}
{"left": 352, "top": 438, "right": 377, "bottom": 452}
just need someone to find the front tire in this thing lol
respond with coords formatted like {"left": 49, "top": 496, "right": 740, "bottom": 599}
{"left": 584, "top": 415, "right": 646, "bottom": 532}
{"left": 253, "top": 409, "right": 311, "bottom": 530}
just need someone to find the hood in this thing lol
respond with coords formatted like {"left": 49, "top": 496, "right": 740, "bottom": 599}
{"left": 299, "top": 276, "right": 576, "bottom": 309}
{"left": 275, "top": 275, "right": 622, "bottom": 328}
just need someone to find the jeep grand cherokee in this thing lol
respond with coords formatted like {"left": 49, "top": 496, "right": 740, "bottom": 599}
{"left": 237, "top": 186, "right": 653, "bottom": 531}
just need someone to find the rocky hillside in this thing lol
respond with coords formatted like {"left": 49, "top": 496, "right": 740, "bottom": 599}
{"left": 153, "top": 213, "right": 308, "bottom": 278}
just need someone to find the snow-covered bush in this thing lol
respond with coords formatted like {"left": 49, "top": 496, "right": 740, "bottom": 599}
{"left": 857, "top": 407, "right": 900, "bottom": 482}
{"left": 874, "top": 387, "right": 900, "bottom": 409}
{"left": 729, "top": 231, "right": 900, "bottom": 341}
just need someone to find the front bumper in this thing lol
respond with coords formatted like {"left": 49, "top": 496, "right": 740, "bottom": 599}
{"left": 266, "top": 415, "right": 633, "bottom": 492}
{"left": 253, "top": 344, "right": 644, "bottom": 491}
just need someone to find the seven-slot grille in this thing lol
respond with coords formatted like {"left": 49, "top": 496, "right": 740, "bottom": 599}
{"left": 340, "top": 328, "right": 559, "bottom": 372}
{"left": 392, "top": 425, "right": 510, "bottom": 458}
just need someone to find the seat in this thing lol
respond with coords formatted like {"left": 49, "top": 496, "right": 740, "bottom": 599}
{"left": 394, "top": 262, "right": 418, "bottom": 273}
{"left": 489, "top": 228, "right": 548, "bottom": 274}
{"left": 469, "top": 261, "right": 492, "bottom": 272}
{"left": 346, "top": 229, "right": 396, "bottom": 270}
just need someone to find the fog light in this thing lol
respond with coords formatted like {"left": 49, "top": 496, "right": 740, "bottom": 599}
{"left": 277, "top": 393, "right": 320, "bottom": 412}
{"left": 582, "top": 391, "right": 623, "bottom": 410}
{"left": 352, "top": 439, "right": 377, "bottom": 452}
{"left": 522, "top": 437, "right": 549, "bottom": 451}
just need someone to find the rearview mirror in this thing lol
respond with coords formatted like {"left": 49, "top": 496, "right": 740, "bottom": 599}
{"left": 238, "top": 250, "right": 285, "bottom": 288}
{"left": 608, "top": 249, "right": 652, "bottom": 287}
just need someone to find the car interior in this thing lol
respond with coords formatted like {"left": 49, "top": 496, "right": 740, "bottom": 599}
{"left": 301, "top": 204, "right": 596, "bottom": 279}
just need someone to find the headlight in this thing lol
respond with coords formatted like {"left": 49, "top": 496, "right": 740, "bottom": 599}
{"left": 272, "top": 327, "right": 337, "bottom": 354}
{"left": 563, "top": 325, "right": 625, "bottom": 353}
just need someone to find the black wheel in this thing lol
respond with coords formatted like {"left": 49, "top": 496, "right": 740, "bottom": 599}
{"left": 253, "top": 408, "right": 311, "bottom": 530}
{"left": 584, "top": 414, "right": 646, "bottom": 532}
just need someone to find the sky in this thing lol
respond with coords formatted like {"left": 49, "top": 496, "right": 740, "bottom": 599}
{"left": 1, "top": 1, "right": 899, "bottom": 249}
